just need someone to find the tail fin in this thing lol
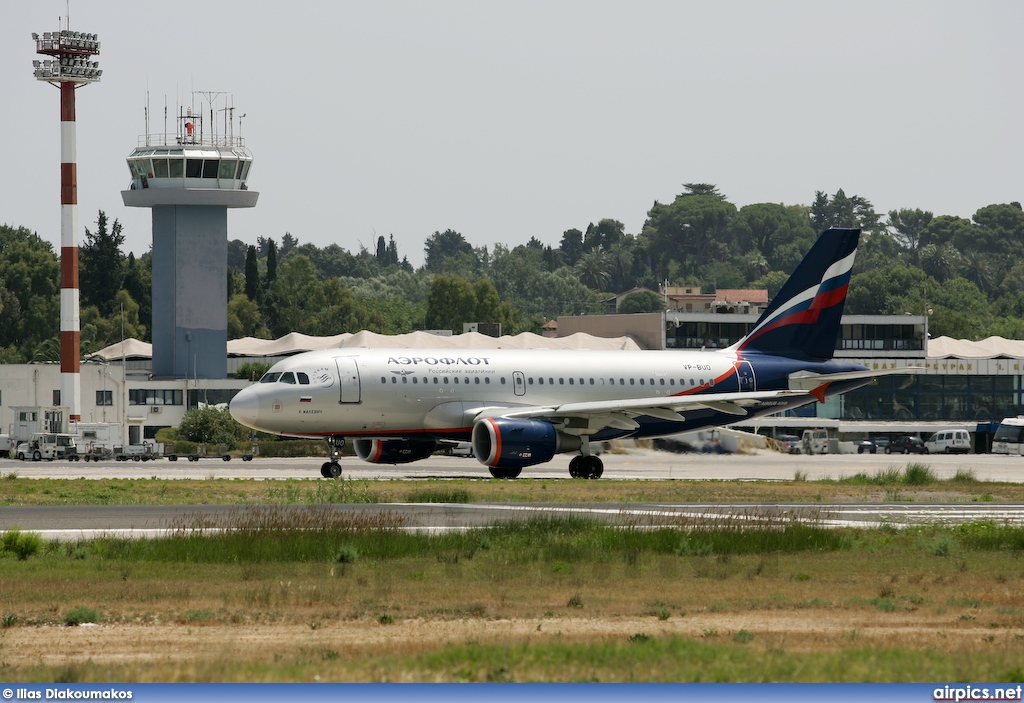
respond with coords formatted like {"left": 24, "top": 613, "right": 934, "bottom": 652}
{"left": 732, "top": 227, "right": 860, "bottom": 360}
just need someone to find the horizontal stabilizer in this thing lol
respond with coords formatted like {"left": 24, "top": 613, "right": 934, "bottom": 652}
{"left": 788, "top": 366, "right": 923, "bottom": 392}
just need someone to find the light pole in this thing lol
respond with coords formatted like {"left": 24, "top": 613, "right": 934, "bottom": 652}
{"left": 32, "top": 27, "right": 102, "bottom": 422}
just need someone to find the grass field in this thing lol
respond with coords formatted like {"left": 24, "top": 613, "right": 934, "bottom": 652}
{"left": 2, "top": 463, "right": 1023, "bottom": 506}
{"left": 0, "top": 499, "right": 1023, "bottom": 682}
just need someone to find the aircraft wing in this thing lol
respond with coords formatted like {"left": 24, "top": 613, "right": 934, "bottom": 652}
{"left": 470, "top": 389, "right": 810, "bottom": 432}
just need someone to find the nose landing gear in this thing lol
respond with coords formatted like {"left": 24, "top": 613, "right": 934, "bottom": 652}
{"left": 320, "top": 436, "right": 345, "bottom": 478}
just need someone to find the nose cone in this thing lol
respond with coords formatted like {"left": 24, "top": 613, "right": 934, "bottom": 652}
{"left": 230, "top": 387, "right": 260, "bottom": 429}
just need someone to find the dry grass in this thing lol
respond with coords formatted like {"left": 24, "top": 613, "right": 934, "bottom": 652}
{"left": 0, "top": 521, "right": 1022, "bottom": 681}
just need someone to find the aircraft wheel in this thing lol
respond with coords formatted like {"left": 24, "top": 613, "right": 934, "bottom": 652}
{"left": 321, "top": 462, "right": 342, "bottom": 478}
{"left": 568, "top": 456, "right": 583, "bottom": 479}
{"left": 580, "top": 455, "right": 604, "bottom": 479}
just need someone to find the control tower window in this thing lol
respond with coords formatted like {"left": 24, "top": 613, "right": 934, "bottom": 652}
{"left": 152, "top": 159, "right": 169, "bottom": 178}
{"left": 218, "top": 159, "right": 237, "bottom": 179}
{"left": 185, "top": 159, "right": 203, "bottom": 178}
{"left": 202, "top": 160, "right": 219, "bottom": 178}
{"left": 239, "top": 161, "right": 252, "bottom": 180}
{"left": 168, "top": 158, "right": 184, "bottom": 178}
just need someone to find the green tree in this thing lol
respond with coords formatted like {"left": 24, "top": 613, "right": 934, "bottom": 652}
{"left": 575, "top": 249, "right": 611, "bottom": 290}
{"left": 618, "top": 290, "right": 664, "bottom": 314}
{"left": 423, "top": 229, "right": 474, "bottom": 273}
{"left": 641, "top": 183, "right": 737, "bottom": 280}
{"left": 122, "top": 252, "right": 152, "bottom": 341}
{"left": 178, "top": 406, "right": 247, "bottom": 447}
{"left": 559, "top": 228, "right": 584, "bottom": 266}
{"left": 227, "top": 293, "right": 266, "bottom": 339}
{"left": 425, "top": 275, "right": 477, "bottom": 332}
{"left": 810, "top": 189, "right": 882, "bottom": 234}
{"left": 734, "top": 203, "right": 815, "bottom": 272}
{"left": 244, "top": 245, "right": 261, "bottom": 302}
{"left": 80, "top": 210, "right": 126, "bottom": 317}
{"left": 887, "top": 208, "right": 933, "bottom": 261}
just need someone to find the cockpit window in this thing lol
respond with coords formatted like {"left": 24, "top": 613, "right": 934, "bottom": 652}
{"left": 297, "top": 372, "right": 310, "bottom": 384}
{"left": 280, "top": 372, "right": 296, "bottom": 384}
{"left": 260, "top": 372, "right": 282, "bottom": 383}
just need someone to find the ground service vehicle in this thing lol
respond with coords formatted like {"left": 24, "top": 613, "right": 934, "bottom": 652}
{"left": 924, "top": 428, "right": 971, "bottom": 454}
{"left": 992, "top": 417, "right": 1024, "bottom": 455}
{"left": 886, "top": 436, "right": 928, "bottom": 454}
{"left": 801, "top": 429, "right": 830, "bottom": 455}
{"left": 16, "top": 433, "right": 78, "bottom": 461}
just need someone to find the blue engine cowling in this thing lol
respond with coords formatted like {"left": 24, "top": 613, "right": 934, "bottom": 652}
{"left": 472, "top": 418, "right": 575, "bottom": 468}
{"left": 354, "top": 438, "right": 437, "bottom": 464}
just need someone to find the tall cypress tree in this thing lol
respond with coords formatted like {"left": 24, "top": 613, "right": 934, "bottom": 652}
{"left": 244, "top": 245, "right": 260, "bottom": 302}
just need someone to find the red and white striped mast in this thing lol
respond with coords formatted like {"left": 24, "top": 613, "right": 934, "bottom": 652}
{"left": 32, "top": 25, "right": 102, "bottom": 422}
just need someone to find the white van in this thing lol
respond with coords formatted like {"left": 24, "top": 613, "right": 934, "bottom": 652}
{"left": 924, "top": 429, "right": 971, "bottom": 454}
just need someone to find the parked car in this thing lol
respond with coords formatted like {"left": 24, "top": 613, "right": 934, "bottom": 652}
{"left": 777, "top": 434, "right": 801, "bottom": 454}
{"left": 870, "top": 436, "right": 891, "bottom": 453}
{"left": 885, "top": 436, "right": 929, "bottom": 454}
{"left": 924, "top": 429, "right": 971, "bottom": 454}
{"left": 854, "top": 439, "right": 876, "bottom": 454}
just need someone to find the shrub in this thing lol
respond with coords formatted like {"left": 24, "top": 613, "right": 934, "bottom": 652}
{"left": 63, "top": 606, "right": 100, "bottom": 626}
{"left": 2, "top": 528, "right": 44, "bottom": 560}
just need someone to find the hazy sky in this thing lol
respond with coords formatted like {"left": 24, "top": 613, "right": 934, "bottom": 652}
{"left": 3, "top": 1, "right": 1022, "bottom": 268}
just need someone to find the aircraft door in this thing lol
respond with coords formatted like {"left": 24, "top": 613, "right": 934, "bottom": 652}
{"left": 736, "top": 360, "right": 756, "bottom": 393}
{"left": 512, "top": 371, "right": 526, "bottom": 397}
{"left": 335, "top": 357, "right": 362, "bottom": 404}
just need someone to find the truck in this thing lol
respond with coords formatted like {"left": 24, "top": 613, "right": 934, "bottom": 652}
{"left": 801, "top": 429, "right": 832, "bottom": 455}
{"left": 15, "top": 433, "right": 79, "bottom": 461}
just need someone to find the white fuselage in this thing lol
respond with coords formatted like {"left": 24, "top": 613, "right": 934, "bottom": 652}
{"left": 231, "top": 347, "right": 752, "bottom": 440}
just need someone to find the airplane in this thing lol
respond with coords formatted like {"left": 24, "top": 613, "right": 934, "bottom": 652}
{"left": 230, "top": 227, "right": 888, "bottom": 479}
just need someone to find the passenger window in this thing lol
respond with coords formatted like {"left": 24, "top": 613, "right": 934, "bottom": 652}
{"left": 538, "top": 377, "right": 544, "bottom": 385}
{"left": 443, "top": 377, "right": 449, "bottom": 384}
{"left": 391, "top": 377, "right": 397, "bottom": 384}
{"left": 402, "top": 377, "right": 408, "bottom": 384}
{"left": 559, "top": 378, "right": 564, "bottom": 385}
{"left": 434, "top": 378, "right": 439, "bottom": 384}
{"left": 485, "top": 378, "right": 491, "bottom": 384}
{"left": 549, "top": 378, "right": 554, "bottom": 385}
{"left": 659, "top": 379, "right": 665, "bottom": 385}
{"left": 380, "top": 377, "right": 386, "bottom": 383}
{"left": 639, "top": 379, "right": 644, "bottom": 385}
{"left": 297, "top": 373, "right": 309, "bottom": 384}
{"left": 475, "top": 377, "right": 480, "bottom": 384}
{"left": 528, "top": 377, "right": 534, "bottom": 385}
{"left": 569, "top": 378, "right": 574, "bottom": 385}
{"left": 413, "top": 377, "right": 418, "bottom": 384}
{"left": 630, "top": 379, "right": 635, "bottom": 385}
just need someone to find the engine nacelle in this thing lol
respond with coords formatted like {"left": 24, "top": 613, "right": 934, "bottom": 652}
{"left": 354, "top": 438, "right": 437, "bottom": 464}
{"left": 471, "top": 417, "right": 580, "bottom": 469}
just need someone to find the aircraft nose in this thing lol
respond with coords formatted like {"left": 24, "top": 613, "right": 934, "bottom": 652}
{"left": 230, "top": 387, "right": 260, "bottom": 429}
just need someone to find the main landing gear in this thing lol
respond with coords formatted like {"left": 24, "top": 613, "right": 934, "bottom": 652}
{"left": 320, "top": 437, "right": 345, "bottom": 478}
{"left": 568, "top": 455, "right": 603, "bottom": 479}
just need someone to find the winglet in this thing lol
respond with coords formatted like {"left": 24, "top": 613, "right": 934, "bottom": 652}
{"left": 809, "top": 383, "right": 830, "bottom": 404}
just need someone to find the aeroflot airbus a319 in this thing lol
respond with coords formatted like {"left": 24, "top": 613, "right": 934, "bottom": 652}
{"left": 230, "top": 227, "right": 883, "bottom": 479}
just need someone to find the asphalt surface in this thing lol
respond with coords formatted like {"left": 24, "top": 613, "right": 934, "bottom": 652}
{"left": 2, "top": 448, "right": 1021, "bottom": 539}
{"left": 1, "top": 446, "right": 1021, "bottom": 481}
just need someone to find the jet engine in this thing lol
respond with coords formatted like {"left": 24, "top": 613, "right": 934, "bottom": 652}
{"left": 353, "top": 438, "right": 437, "bottom": 464}
{"left": 471, "top": 417, "right": 581, "bottom": 468}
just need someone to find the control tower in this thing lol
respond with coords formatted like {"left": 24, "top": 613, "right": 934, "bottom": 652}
{"left": 121, "top": 95, "right": 257, "bottom": 379}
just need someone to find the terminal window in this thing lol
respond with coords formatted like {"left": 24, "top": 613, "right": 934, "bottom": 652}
{"left": 96, "top": 390, "right": 113, "bottom": 406}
